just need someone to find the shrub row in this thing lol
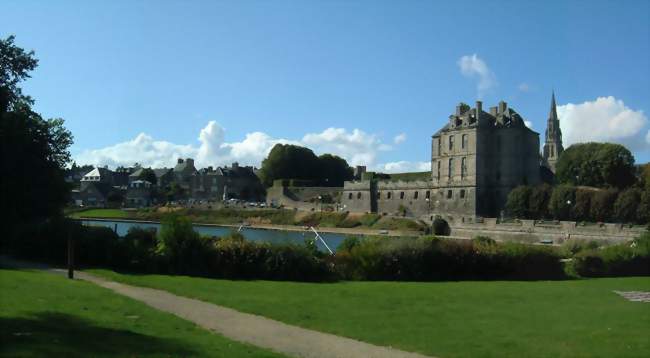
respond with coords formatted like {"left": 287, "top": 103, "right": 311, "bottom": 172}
{"left": 569, "top": 232, "right": 650, "bottom": 277}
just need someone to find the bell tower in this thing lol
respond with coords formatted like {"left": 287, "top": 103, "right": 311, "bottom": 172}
{"left": 542, "top": 91, "right": 564, "bottom": 173}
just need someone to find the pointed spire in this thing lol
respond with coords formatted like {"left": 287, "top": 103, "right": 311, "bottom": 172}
{"left": 549, "top": 90, "right": 558, "bottom": 121}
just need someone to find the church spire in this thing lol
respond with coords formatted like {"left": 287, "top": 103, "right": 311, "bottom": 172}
{"left": 549, "top": 90, "right": 558, "bottom": 121}
{"left": 542, "top": 91, "right": 564, "bottom": 173}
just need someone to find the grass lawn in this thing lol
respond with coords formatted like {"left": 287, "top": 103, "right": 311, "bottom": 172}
{"left": 69, "top": 209, "right": 130, "bottom": 219}
{"left": 91, "top": 270, "right": 650, "bottom": 358}
{"left": 0, "top": 269, "right": 286, "bottom": 357}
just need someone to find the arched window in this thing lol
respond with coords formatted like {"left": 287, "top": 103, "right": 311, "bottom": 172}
{"left": 357, "top": 192, "right": 362, "bottom": 199}
{"left": 462, "top": 134, "right": 468, "bottom": 149}
{"left": 437, "top": 161, "right": 441, "bottom": 180}
{"left": 414, "top": 191, "right": 419, "bottom": 199}
{"left": 377, "top": 192, "right": 381, "bottom": 200}
{"left": 348, "top": 192, "right": 353, "bottom": 200}
{"left": 425, "top": 191, "right": 430, "bottom": 199}
{"left": 400, "top": 192, "right": 405, "bottom": 199}
{"left": 387, "top": 192, "right": 392, "bottom": 199}
{"left": 449, "top": 135, "right": 454, "bottom": 150}
{"left": 448, "top": 158, "right": 454, "bottom": 179}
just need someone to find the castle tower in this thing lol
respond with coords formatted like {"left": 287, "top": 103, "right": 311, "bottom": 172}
{"left": 542, "top": 91, "right": 564, "bottom": 173}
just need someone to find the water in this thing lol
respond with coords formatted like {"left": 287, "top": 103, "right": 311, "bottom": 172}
{"left": 81, "top": 219, "right": 349, "bottom": 252}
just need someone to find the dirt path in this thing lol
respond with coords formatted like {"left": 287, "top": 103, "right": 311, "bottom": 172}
{"left": 1, "top": 257, "right": 434, "bottom": 358}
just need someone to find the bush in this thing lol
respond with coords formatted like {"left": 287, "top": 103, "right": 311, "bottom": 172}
{"left": 472, "top": 236, "right": 496, "bottom": 246}
{"left": 573, "top": 189, "right": 594, "bottom": 222}
{"left": 613, "top": 188, "right": 641, "bottom": 223}
{"left": 590, "top": 189, "right": 618, "bottom": 222}
{"left": 432, "top": 217, "right": 450, "bottom": 236}
{"left": 548, "top": 185, "right": 576, "bottom": 220}
{"left": 506, "top": 186, "right": 531, "bottom": 218}
{"left": 528, "top": 184, "right": 552, "bottom": 219}
{"left": 571, "top": 232, "right": 650, "bottom": 277}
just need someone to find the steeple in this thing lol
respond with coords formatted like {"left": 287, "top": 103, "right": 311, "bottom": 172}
{"left": 542, "top": 91, "right": 564, "bottom": 173}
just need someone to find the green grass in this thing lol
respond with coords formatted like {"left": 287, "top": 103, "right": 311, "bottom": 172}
{"left": 90, "top": 270, "right": 650, "bottom": 358}
{"left": 0, "top": 269, "right": 285, "bottom": 357}
{"left": 69, "top": 208, "right": 130, "bottom": 219}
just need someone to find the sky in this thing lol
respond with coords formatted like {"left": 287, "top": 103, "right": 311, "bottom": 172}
{"left": 2, "top": 0, "right": 649, "bottom": 171}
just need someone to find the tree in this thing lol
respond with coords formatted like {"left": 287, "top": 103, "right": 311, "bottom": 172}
{"left": 317, "top": 154, "right": 353, "bottom": 187}
{"left": 505, "top": 186, "right": 531, "bottom": 218}
{"left": 590, "top": 189, "right": 618, "bottom": 222}
{"left": 573, "top": 189, "right": 595, "bottom": 222}
{"left": 548, "top": 185, "right": 576, "bottom": 220}
{"left": 257, "top": 144, "right": 321, "bottom": 187}
{"left": 638, "top": 189, "right": 650, "bottom": 224}
{"left": 138, "top": 168, "right": 157, "bottom": 185}
{"left": 1, "top": 36, "right": 73, "bottom": 243}
{"left": 613, "top": 188, "right": 641, "bottom": 223}
{"left": 528, "top": 184, "right": 552, "bottom": 219}
{"left": 555, "top": 143, "right": 636, "bottom": 189}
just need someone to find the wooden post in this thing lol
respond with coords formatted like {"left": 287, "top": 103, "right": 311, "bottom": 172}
{"left": 67, "top": 222, "right": 74, "bottom": 279}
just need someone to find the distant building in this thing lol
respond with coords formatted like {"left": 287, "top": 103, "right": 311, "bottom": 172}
{"left": 126, "top": 180, "right": 154, "bottom": 207}
{"left": 342, "top": 97, "right": 554, "bottom": 223}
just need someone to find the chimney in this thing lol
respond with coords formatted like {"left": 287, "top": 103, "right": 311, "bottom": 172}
{"left": 455, "top": 105, "right": 462, "bottom": 116}
{"left": 177, "top": 158, "right": 184, "bottom": 164}
{"left": 475, "top": 101, "right": 482, "bottom": 116}
{"left": 498, "top": 101, "right": 507, "bottom": 114}
{"left": 232, "top": 162, "right": 239, "bottom": 168}
{"left": 186, "top": 158, "right": 194, "bottom": 167}
{"left": 489, "top": 106, "right": 498, "bottom": 116}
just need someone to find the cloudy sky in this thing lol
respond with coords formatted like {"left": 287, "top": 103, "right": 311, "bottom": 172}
{"left": 3, "top": 0, "right": 649, "bottom": 171}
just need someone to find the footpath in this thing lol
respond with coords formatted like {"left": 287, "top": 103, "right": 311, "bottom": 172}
{"left": 1, "top": 257, "right": 434, "bottom": 358}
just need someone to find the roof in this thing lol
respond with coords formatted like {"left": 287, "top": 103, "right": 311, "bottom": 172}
{"left": 153, "top": 168, "right": 172, "bottom": 177}
{"left": 81, "top": 167, "right": 112, "bottom": 181}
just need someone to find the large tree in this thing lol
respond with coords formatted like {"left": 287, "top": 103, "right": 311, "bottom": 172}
{"left": 317, "top": 153, "right": 353, "bottom": 187}
{"left": 1, "top": 36, "right": 73, "bottom": 240}
{"left": 555, "top": 142, "right": 636, "bottom": 189}
{"left": 258, "top": 144, "right": 321, "bottom": 186}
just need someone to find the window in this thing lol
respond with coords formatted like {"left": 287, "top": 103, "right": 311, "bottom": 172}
{"left": 462, "top": 134, "right": 468, "bottom": 149}
{"left": 357, "top": 192, "right": 362, "bottom": 199}
{"left": 437, "top": 161, "right": 441, "bottom": 180}
{"left": 461, "top": 157, "right": 467, "bottom": 179}
{"left": 437, "top": 138, "right": 441, "bottom": 155}
{"left": 447, "top": 190, "right": 453, "bottom": 199}
{"left": 414, "top": 191, "right": 419, "bottom": 199}
{"left": 400, "top": 192, "right": 405, "bottom": 199}
{"left": 460, "top": 189, "right": 466, "bottom": 198}
{"left": 448, "top": 158, "right": 454, "bottom": 179}
{"left": 387, "top": 192, "right": 392, "bottom": 199}
{"left": 377, "top": 192, "right": 381, "bottom": 200}
{"left": 425, "top": 190, "right": 430, "bottom": 199}
{"left": 348, "top": 193, "right": 353, "bottom": 200}
{"left": 449, "top": 135, "right": 454, "bottom": 150}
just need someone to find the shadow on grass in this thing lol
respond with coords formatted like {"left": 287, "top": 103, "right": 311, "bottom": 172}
{"left": 0, "top": 312, "right": 198, "bottom": 357}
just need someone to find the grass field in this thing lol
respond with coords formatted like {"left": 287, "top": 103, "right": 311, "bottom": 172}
{"left": 91, "top": 270, "right": 650, "bottom": 358}
{"left": 69, "top": 208, "right": 130, "bottom": 219}
{"left": 0, "top": 269, "right": 285, "bottom": 357}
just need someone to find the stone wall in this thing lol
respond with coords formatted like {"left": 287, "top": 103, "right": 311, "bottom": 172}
{"left": 341, "top": 181, "right": 373, "bottom": 213}
{"left": 451, "top": 219, "right": 644, "bottom": 244}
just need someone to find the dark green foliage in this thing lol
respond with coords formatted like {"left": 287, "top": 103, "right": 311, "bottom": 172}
{"left": 571, "top": 232, "right": 650, "bottom": 277}
{"left": 637, "top": 189, "right": 650, "bottom": 224}
{"left": 317, "top": 154, "right": 354, "bottom": 186}
{"left": 472, "top": 236, "right": 496, "bottom": 245}
{"left": 334, "top": 236, "right": 565, "bottom": 281}
{"left": 590, "top": 188, "right": 619, "bottom": 222}
{"left": 1, "top": 36, "right": 73, "bottom": 246}
{"left": 432, "top": 217, "right": 450, "bottom": 235}
{"left": 613, "top": 188, "right": 641, "bottom": 223}
{"left": 138, "top": 168, "right": 157, "bottom": 185}
{"left": 573, "top": 189, "right": 595, "bottom": 222}
{"left": 555, "top": 143, "right": 636, "bottom": 189}
{"left": 505, "top": 185, "right": 532, "bottom": 218}
{"left": 258, "top": 144, "right": 321, "bottom": 187}
{"left": 548, "top": 185, "right": 576, "bottom": 220}
{"left": 528, "top": 184, "right": 552, "bottom": 218}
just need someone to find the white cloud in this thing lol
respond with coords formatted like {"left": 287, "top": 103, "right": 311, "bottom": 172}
{"left": 457, "top": 54, "right": 497, "bottom": 99}
{"left": 393, "top": 133, "right": 407, "bottom": 144}
{"left": 375, "top": 161, "right": 430, "bottom": 173}
{"left": 524, "top": 120, "right": 533, "bottom": 129}
{"left": 646, "top": 130, "right": 650, "bottom": 145}
{"left": 518, "top": 83, "right": 531, "bottom": 92}
{"left": 76, "top": 122, "right": 397, "bottom": 170}
{"left": 557, "top": 96, "right": 649, "bottom": 151}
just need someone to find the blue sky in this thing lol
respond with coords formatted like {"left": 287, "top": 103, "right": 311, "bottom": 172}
{"left": 3, "top": 0, "right": 649, "bottom": 170}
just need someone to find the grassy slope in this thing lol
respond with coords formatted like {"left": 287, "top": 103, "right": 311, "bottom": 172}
{"left": 0, "top": 269, "right": 285, "bottom": 358}
{"left": 70, "top": 208, "right": 130, "bottom": 219}
{"left": 91, "top": 270, "right": 650, "bottom": 358}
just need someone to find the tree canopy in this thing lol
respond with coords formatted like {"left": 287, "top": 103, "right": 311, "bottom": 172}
{"left": 258, "top": 144, "right": 352, "bottom": 187}
{"left": 555, "top": 142, "right": 636, "bottom": 188}
{"left": 1, "top": 36, "right": 73, "bottom": 240}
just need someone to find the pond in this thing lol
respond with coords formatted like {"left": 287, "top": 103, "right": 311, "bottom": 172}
{"left": 81, "top": 219, "right": 349, "bottom": 252}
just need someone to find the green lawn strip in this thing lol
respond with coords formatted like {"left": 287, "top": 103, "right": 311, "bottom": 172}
{"left": 90, "top": 270, "right": 650, "bottom": 358}
{"left": 0, "top": 269, "right": 286, "bottom": 358}
{"left": 69, "top": 209, "right": 130, "bottom": 219}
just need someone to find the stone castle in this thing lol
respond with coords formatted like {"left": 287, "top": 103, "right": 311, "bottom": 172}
{"left": 341, "top": 94, "right": 564, "bottom": 223}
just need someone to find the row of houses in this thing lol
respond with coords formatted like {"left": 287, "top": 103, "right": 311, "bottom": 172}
{"left": 71, "top": 158, "right": 264, "bottom": 207}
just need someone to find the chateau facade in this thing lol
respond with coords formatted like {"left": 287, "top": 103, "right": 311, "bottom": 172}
{"left": 342, "top": 95, "right": 563, "bottom": 223}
